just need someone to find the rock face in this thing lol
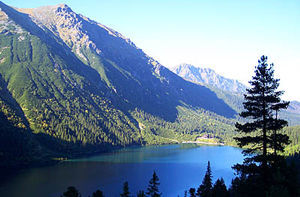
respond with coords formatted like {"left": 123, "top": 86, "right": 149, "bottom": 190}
{"left": 172, "top": 64, "right": 247, "bottom": 94}
{"left": 18, "top": 4, "right": 108, "bottom": 60}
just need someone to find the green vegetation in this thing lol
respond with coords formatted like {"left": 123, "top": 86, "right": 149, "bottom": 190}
{"left": 120, "top": 182, "right": 131, "bottom": 197}
{"left": 283, "top": 126, "right": 300, "bottom": 154}
{"left": 0, "top": 30, "right": 142, "bottom": 167}
{"left": 0, "top": 3, "right": 239, "bottom": 169}
{"left": 1, "top": 37, "right": 299, "bottom": 168}
{"left": 235, "top": 55, "right": 289, "bottom": 169}
{"left": 0, "top": 3, "right": 299, "bottom": 171}
{"left": 61, "top": 186, "right": 81, "bottom": 197}
{"left": 196, "top": 161, "right": 213, "bottom": 197}
{"left": 146, "top": 171, "right": 161, "bottom": 197}
{"left": 231, "top": 56, "right": 299, "bottom": 197}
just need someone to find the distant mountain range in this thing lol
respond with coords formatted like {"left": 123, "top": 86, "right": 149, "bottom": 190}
{"left": 172, "top": 64, "right": 247, "bottom": 94}
{"left": 172, "top": 63, "right": 300, "bottom": 123}
{"left": 287, "top": 101, "right": 300, "bottom": 115}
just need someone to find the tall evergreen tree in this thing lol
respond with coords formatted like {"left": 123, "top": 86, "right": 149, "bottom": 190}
{"left": 184, "top": 190, "right": 188, "bottom": 197}
{"left": 197, "top": 161, "right": 212, "bottom": 197}
{"left": 120, "top": 181, "right": 130, "bottom": 197}
{"left": 233, "top": 55, "right": 290, "bottom": 191}
{"left": 189, "top": 188, "right": 196, "bottom": 197}
{"left": 146, "top": 171, "right": 161, "bottom": 197}
{"left": 137, "top": 190, "right": 146, "bottom": 197}
{"left": 61, "top": 186, "right": 81, "bottom": 197}
{"left": 92, "top": 189, "right": 104, "bottom": 197}
{"left": 270, "top": 103, "right": 290, "bottom": 157}
{"left": 212, "top": 178, "right": 228, "bottom": 197}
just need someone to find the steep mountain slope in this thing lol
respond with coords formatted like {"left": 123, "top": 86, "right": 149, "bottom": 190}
{"left": 172, "top": 63, "right": 300, "bottom": 125}
{"left": 0, "top": 2, "right": 237, "bottom": 168}
{"left": 0, "top": 2, "right": 142, "bottom": 166}
{"left": 16, "top": 4, "right": 236, "bottom": 121}
{"left": 172, "top": 64, "right": 246, "bottom": 112}
{"left": 279, "top": 101, "right": 300, "bottom": 126}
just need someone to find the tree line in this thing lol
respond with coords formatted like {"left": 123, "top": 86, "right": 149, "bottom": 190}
{"left": 59, "top": 156, "right": 299, "bottom": 197}
{"left": 60, "top": 171, "right": 161, "bottom": 197}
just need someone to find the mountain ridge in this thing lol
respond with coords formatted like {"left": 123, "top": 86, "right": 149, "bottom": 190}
{"left": 0, "top": 2, "right": 238, "bottom": 168}
{"left": 12, "top": 2, "right": 236, "bottom": 120}
{"left": 172, "top": 63, "right": 247, "bottom": 94}
{"left": 172, "top": 63, "right": 300, "bottom": 124}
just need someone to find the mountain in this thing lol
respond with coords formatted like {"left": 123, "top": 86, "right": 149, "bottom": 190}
{"left": 280, "top": 101, "right": 300, "bottom": 126}
{"left": 172, "top": 64, "right": 246, "bottom": 112}
{"left": 0, "top": 2, "right": 237, "bottom": 168}
{"left": 172, "top": 63, "right": 300, "bottom": 125}
{"left": 287, "top": 101, "right": 300, "bottom": 115}
{"left": 172, "top": 64, "right": 247, "bottom": 94}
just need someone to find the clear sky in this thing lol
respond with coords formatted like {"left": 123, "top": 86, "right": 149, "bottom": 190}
{"left": 3, "top": 0, "right": 300, "bottom": 101}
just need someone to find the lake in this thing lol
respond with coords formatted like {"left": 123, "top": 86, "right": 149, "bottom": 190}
{"left": 0, "top": 144, "right": 243, "bottom": 197}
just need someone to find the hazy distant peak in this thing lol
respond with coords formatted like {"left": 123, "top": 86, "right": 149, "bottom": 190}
{"left": 287, "top": 101, "right": 300, "bottom": 115}
{"left": 173, "top": 63, "right": 247, "bottom": 94}
{"left": 175, "top": 63, "right": 214, "bottom": 73}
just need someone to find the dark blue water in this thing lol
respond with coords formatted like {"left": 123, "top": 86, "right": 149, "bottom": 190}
{"left": 0, "top": 144, "right": 243, "bottom": 197}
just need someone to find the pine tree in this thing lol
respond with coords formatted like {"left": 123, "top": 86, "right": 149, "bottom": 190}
{"left": 120, "top": 181, "right": 130, "bottom": 197}
{"left": 137, "top": 190, "right": 146, "bottom": 197}
{"left": 270, "top": 103, "right": 290, "bottom": 158}
{"left": 92, "top": 189, "right": 104, "bottom": 197}
{"left": 184, "top": 190, "right": 188, "bottom": 197}
{"left": 197, "top": 161, "right": 212, "bottom": 197}
{"left": 146, "top": 171, "right": 161, "bottom": 197}
{"left": 189, "top": 188, "right": 196, "bottom": 197}
{"left": 233, "top": 55, "right": 290, "bottom": 191}
{"left": 212, "top": 178, "right": 228, "bottom": 197}
{"left": 61, "top": 186, "right": 81, "bottom": 197}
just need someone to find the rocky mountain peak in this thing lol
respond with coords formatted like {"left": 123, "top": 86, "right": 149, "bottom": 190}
{"left": 173, "top": 63, "right": 247, "bottom": 94}
{"left": 17, "top": 3, "right": 102, "bottom": 62}
{"left": 56, "top": 3, "right": 72, "bottom": 11}
{"left": 15, "top": 3, "right": 141, "bottom": 63}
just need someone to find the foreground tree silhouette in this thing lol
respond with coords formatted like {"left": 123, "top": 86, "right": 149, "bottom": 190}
{"left": 146, "top": 171, "right": 161, "bottom": 197}
{"left": 92, "top": 189, "right": 104, "bottom": 197}
{"left": 233, "top": 55, "right": 290, "bottom": 194}
{"left": 120, "top": 181, "right": 130, "bottom": 197}
{"left": 61, "top": 186, "right": 81, "bottom": 197}
{"left": 197, "top": 161, "right": 212, "bottom": 197}
{"left": 211, "top": 178, "right": 228, "bottom": 197}
{"left": 189, "top": 188, "right": 196, "bottom": 197}
{"left": 137, "top": 190, "right": 146, "bottom": 197}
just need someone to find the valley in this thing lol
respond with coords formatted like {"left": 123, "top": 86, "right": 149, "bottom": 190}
{"left": 0, "top": 1, "right": 299, "bottom": 171}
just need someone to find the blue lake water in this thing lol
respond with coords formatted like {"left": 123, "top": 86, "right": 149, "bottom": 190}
{"left": 0, "top": 144, "right": 243, "bottom": 197}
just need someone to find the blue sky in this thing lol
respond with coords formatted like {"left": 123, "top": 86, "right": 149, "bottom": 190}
{"left": 3, "top": 0, "right": 300, "bottom": 101}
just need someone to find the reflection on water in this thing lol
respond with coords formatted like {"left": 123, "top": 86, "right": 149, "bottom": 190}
{"left": 0, "top": 144, "right": 243, "bottom": 197}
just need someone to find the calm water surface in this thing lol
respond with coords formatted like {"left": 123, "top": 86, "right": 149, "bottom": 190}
{"left": 0, "top": 144, "right": 243, "bottom": 197}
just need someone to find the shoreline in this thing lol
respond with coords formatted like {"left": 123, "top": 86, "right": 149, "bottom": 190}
{"left": 1, "top": 140, "right": 226, "bottom": 173}
{"left": 180, "top": 140, "right": 224, "bottom": 145}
